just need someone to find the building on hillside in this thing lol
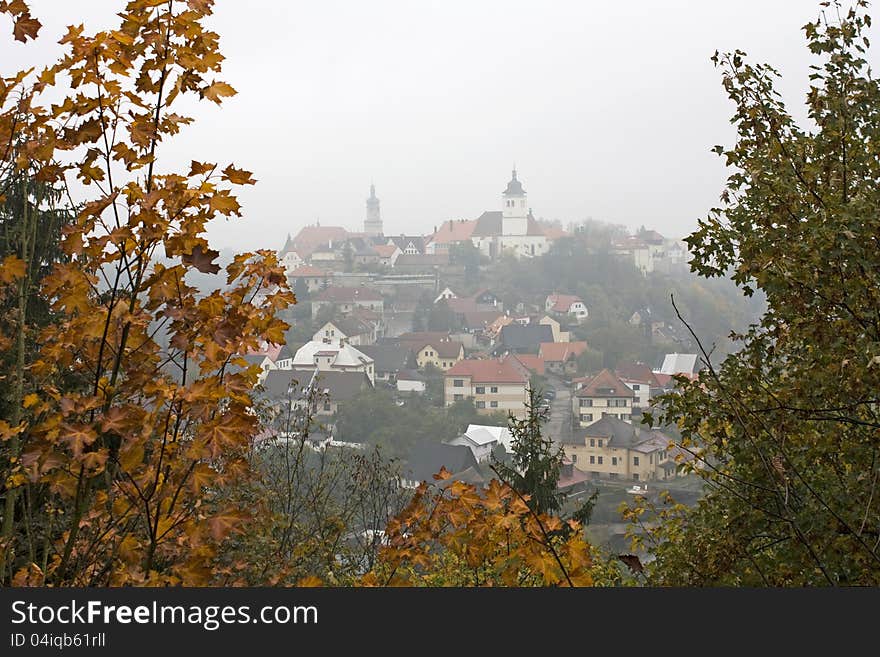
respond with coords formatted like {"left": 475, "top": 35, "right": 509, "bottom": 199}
{"left": 413, "top": 339, "right": 465, "bottom": 371}
{"left": 373, "top": 243, "right": 401, "bottom": 268}
{"left": 311, "top": 286, "right": 384, "bottom": 319}
{"left": 292, "top": 341, "right": 375, "bottom": 384}
{"left": 287, "top": 265, "right": 331, "bottom": 295}
{"left": 364, "top": 184, "right": 383, "bottom": 236}
{"left": 289, "top": 223, "right": 349, "bottom": 260}
{"left": 444, "top": 357, "right": 530, "bottom": 417}
{"left": 426, "top": 219, "right": 476, "bottom": 255}
{"left": 545, "top": 293, "right": 589, "bottom": 322}
{"left": 274, "top": 345, "right": 294, "bottom": 370}
{"left": 445, "top": 424, "right": 515, "bottom": 462}
{"left": 392, "top": 253, "right": 449, "bottom": 273}
{"left": 434, "top": 287, "right": 458, "bottom": 304}
{"left": 497, "top": 323, "right": 554, "bottom": 355}
{"left": 655, "top": 353, "right": 699, "bottom": 376}
{"left": 278, "top": 234, "right": 305, "bottom": 273}
{"left": 538, "top": 341, "right": 588, "bottom": 375}
{"left": 312, "top": 317, "right": 376, "bottom": 347}
{"left": 572, "top": 369, "right": 635, "bottom": 427}
{"left": 561, "top": 415, "right": 681, "bottom": 482}
{"left": 395, "top": 369, "right": 426, "bottom": 394}
{"left": 538, "top": 314, "right": 569, "bottom": 343}
{"left": 615, "top": 362, "right": 662, "bottom": 409}
{"left": 387, "top": 235, "right": 426, "bottom": 256}
{"left": 508, "top": 353, "right": 546, "bottom": 377}
{"left": 358, "top": 343, "right": 414, "bottom": 384}
{"left": 308, "top": 369, "right": 373, "bottom": 417}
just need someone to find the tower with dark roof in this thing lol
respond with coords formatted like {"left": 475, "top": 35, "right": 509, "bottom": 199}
{"left": 501, "top": 169, "right": 528, "bottom": 235}
{"left": 364, "top": 183, "right": 383, "bottom": 236}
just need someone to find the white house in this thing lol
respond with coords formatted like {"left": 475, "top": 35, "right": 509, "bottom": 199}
{"left": 396, "top": 370, "right": 426, "bottom": 393}
{"left": 292, "top": 341, "right": 375, "bottom": 384}
{"left": 434, "top": 287, "right": 458, "bottom": 304}
{"left": 445, "top": 424, "right": 515, "bottom": 462}
{"left": 545, "top": 294, "right": 588, "bottom": 321}
{"left": 655, "top": 353, "right": 699, "bottom": 376}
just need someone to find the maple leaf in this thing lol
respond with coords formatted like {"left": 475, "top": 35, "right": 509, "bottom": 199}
{"left": 12, "top": 12, "right": 40, "bottom": 42}
{"left": 201, "top": 81, "right": 236, "bottom": 104}
{"left": 188, "top": 160, "right": 215, "bottom": 176}
{"left": 208, "top": 511, "right": 243, "bottom": 541}
{"left": 208, "top": 191, "right": 241, "bottom": 216}
{"left": 0, "top": 255, "right": 27, "bottom": 283}
{"left": 221, "top": 164, "right": 256, "bottom": 185}
{"left": 182, "top": 244, "right": 220, "bottom": 274}
{"left": 618, "top": 554, "right": 644, "bottom": 574}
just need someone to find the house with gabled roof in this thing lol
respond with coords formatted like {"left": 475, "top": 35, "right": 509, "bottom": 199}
{"left": 572, "top": 368, "right": 635, "bottom": 427}
{"left": 538, "top": 341, "right": 588, "bottom": 375}
{"left": 413, "top": 339, "right": 465, "bottom": 371}
{"left": 560, "top": 415, "right": 682, "bottom": 482}
{"left": 444, "top": 356, "right": 530, "bottom": 417}
{"left": 615, "top": 361, "right": 662, "bottom": 408}
{"left": 545, "top": 294, "right": 588, "bottom": 322}
{"left": 445, "top": 424, "right": 515, "bottom": 462}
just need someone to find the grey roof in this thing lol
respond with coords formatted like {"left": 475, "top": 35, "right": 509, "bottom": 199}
{"left": 471, "top": 211, "right": 503, "bottom": 237}
{"left": 260, "top": 369, "right": 315, "bottom": 399}
{"left": 499, "top": 324, "right": 554, "bottom": 353}
{"left": 309, "top": 370, "right": 372, "bottom": 402}
{"left": 561, "top": 415, "right": 672, "bottom": 452}
{"left": 387, "top": 235, "right": 426, "bottom": 253}
{"left": 404, "top": 443, "right": 479, "bottom": 484}
{"left": 503, "top": 169, "right": 525, "bottom": 196}
{"left": 358, "top": 343, "right": 413, "bottom": 374}
{"left": 277, "top": 345, "right": 294, "bottom": 360}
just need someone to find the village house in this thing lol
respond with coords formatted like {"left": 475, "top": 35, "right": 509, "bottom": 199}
{"left": 538, "top": 341, "right": 588, "bottom": 375}
{"left": 615, "top": 361, "right": 662, "bottom": 409}
{"left": 538, "top": 314, "right": 570, "bottom": 342}
{"left": 373, "top": 243, "right": 402, "bottom": 268}
{"left": 395, "top": 369, "right": 427, "bottom": 394}
{"left": 444, "top": 357, "right": 530, "bottom": 417}
{"left": 312, "top": 317, "right": 376, "bottom": 347}
{"left": 413, "top": 339, "right": 465, "bottom": 371}
{"left": 497, "top": 322, "right": 554, "bottom": 355}
{"left": 358, "top": 343, "right": 414, "bottom": 384}
{"left": 308, "top": 370, "right": 373, "bottom": 417}
{"left": 545, "top": 293, "right": 589, "bottom": 322}
{"left": 287, "top": 264, "right": 331, "bottom": 295}
{"left": 311, "top": 285, "right": 384, "bottom": 319}
{"left": 291, "top": 341, "right": 375, "bottom": 384}
{"left": 425, "top": 219, "right": 476, "bottom": 255}
{"left": 561, "top": 415, "right": 680, "bottom": 482}
{"left": 445, "top": 424, "right": 514, "bottom": 462}
{"left": 572, "top": 368, "right": 635, "bottom": 427}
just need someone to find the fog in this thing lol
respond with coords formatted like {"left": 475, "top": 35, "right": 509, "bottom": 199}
{"left": 2, "top": 0, "right": 860, "bottom": 249}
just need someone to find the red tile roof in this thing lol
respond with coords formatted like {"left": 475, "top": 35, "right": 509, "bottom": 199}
{"left": 445, "top": 358, "right": 528, "bottom": 384}
{"left": 540, "top": 222, "right": 568, "bottom": 240}
{"left": 373, "top": 244, "right": 400, "bottom": 258}
{"left": 538, "top": 341, "right": 588, "bottom": 363}
{"left": 615, "top": 361, "right": 660, "bottom": 387}
{"left": 575, "top": 368, "right": 635, "bottom": 399}
{"left": 313, "top": 286, "right": 383, "bottom": 302}
{"left": 546, "top": 294, "right": 584, "bottom": 313}
{"left": 510, "top": 353, "right": 546, "bottom": 376}
{"left": 431, "top": 219, "right": 476, "bottom": 244}
{"left": 291, "top": 225, "right": 349, "bottom": 257}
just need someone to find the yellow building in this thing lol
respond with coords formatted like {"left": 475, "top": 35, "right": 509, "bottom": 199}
{"left": 561, "top": 415, "right": 680, "bottom": 482}
{"left": 572, "top": 369, "right": 635, "bottom": 427}
{"left": 415, "top": 340, "right": 465, "bottom": 371}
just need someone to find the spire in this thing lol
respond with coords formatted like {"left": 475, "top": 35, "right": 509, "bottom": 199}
{"left": 370, "top": 182, "right": 376, "bottom": 199}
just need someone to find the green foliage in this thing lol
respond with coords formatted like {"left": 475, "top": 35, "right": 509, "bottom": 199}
{"left": 641, "top": 1, "right": 880, "bottom": 585}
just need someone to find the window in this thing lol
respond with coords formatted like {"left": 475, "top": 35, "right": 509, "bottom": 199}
{"left": 490, "top": 386, "right": 498, "bottom": 393}
{"left": 476, "top": 386, "right": 485, "bottom": 394}
{"left": 323, "top": 402, "right": 331, "bottom": 411}
{"left": 633, "top": 473, "right": 640, "bottom": 481}
{"left": 632, "top": 384, "right": 640, "bottom": 391}
{"left": 612, "top": 457, "right": 618, "bottom": 466}
{"left": 476, "top": 401, "right": 486, "bottom": 409}
{"left": 571, "top": 454, "right": 577, "bottom": 463}
{"left": 649, "top": 454, "right": 653, "bottom": 464}
{"left": 490, "top": 401, "right": 498, "bottom": 408}
{"left": 589, "top": 438, "right": 595, "bottom": 447}
{"left": 609, "top": 472, "right": 618, "bottom": 480}
{"left": 597, "top": 456, "right": 603, "bottom": 465}
{"left": 454, "top": 394, "right": 464, "bottom": 401}
{"left": 579, "top": 399, "right": 593, "bottom": 407}
{"left": 633, "top": 456, "right": 640, "bottom": 466}
{"left": 589, "top": 456, "right": 595, "bottom": 464}
{"left": 453, "top": 379, "right": 464, "bottom": 387}
{"left": 598, "top": 439, "right": 603, "bottom": 448}
{"left": 580, "top": 414, "right": 592, "bottom": 422}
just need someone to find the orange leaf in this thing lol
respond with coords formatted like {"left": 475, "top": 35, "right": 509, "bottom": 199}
{"left": 221, "top": 164, "right": 256, "bottom": 185}
{"left": 13, "top": 13, "right": 40, "bottom": 42}
{"left": 201, "top": 81, "right": 236, "bottom": 104}
{"left": 0, "top": 255, "right": 27, "bottom": 283}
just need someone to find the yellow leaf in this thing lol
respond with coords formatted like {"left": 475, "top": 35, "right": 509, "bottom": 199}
{"left": 221, "top": 164, "right": 256, "bottom": 185}
{"left": 23, "top": 393, "right": 39, "bottom": 409}
{"left": 201, "top": 81, "right": 236, "bottom": 104}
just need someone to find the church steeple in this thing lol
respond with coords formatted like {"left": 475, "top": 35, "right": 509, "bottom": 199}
{"left": 365, "top": 183, "right": 383, "bottom": 236}
{"left": 502, "top": 168, "right": 528, "bottom": 235}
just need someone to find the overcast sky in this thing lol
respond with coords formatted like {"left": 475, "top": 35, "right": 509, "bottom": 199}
{"left": 3, "top": 1, "right": 870, "bottom": 250}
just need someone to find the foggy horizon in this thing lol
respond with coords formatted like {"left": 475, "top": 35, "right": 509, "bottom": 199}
{"left": 3, "top": 0, "right": 855, "bottom": 249}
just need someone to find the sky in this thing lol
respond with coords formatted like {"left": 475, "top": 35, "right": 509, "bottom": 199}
{"left": 2, "top": 0, "right": 871, "bottom": 250}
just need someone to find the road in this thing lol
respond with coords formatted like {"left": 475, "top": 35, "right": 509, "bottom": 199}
{"left": 541, "top": 373, "right": 572, "bottom": 447}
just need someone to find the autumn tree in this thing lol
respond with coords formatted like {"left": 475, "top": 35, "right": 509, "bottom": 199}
{"left": 631, "top": 1, "right": 880, "bottom": 585}
{"left": 0, "top": 0, "right": 293, "bottom": 585}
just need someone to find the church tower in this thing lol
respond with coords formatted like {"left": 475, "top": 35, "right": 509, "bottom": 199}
{"left": 501, "top": 169, "right": 528, "bottom": 235}
{"left": 364, "top": 184, "right": 383, "bottom": 236}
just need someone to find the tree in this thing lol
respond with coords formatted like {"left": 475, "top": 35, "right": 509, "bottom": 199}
{"left": 631, "top": 1, "right": 880, "bottom": 585}
{"left": 0, "top": 1, "right": 293, "bottom": 585}
{"left": 493, "top": 389, "right": 595, "bottom": 526}
{"left": 448, "top": 240, "right": 484, "bottom": 280}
